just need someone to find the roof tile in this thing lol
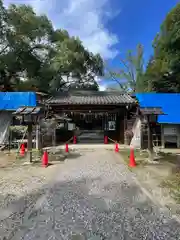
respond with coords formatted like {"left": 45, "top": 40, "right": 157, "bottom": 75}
{"left": 46, "top": 91, "right": 135, "bottom": 105}
{"left": 136, "top": 93, "right": 180, "bottom": 124}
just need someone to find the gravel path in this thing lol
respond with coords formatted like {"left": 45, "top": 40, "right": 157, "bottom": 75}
{"left": 1, "top": 149, "right": 180, "bottom": 239}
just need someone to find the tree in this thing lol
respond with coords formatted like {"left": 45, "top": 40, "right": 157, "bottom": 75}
{"left": 48, "top": 30, "right": 103, "bottom": 92}
{"left": 105, "top": 44, "right": 145, "bottom": 93}
{"left": 144, "top": 3, "right": 180, "bottom": 92}
{"left": 0, "top": 1, "right": 104, "bottom": 92}
{"left": 0, "top": 2, "right": 54, "bottom": 91}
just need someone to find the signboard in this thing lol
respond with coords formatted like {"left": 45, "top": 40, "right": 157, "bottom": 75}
{"left": 68, "top": 123, "right": 75, "bottom": 131}
{"left": 108, "top": 121, "right": 116, "bottom": 131}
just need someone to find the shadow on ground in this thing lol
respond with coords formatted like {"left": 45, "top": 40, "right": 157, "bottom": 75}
{"left": 0, "top": 173, "right": 180, "bottom": 239}
{"left": 0, "top": 149, "right": 83, "bottom": 171}
{"left": 66, "top": 152, "right": 82, "bottom": 159}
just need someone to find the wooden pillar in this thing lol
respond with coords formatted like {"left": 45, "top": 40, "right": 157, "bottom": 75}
{"left": 8, "top": 126, "right": 11, "bottom": 153}
{"left": 35, "top": 124, "right": 41, "bottom": 150}
{"left": 52, "top": 128, "right": 56, "bottom": 146}
{"left": 147, "top": 116, "right": 153, "bottom": 160}
{"left": 123, "top": 109, "right": 127, "bottom": 144}
{"left": 161, "top": 124, "right": 165, "bottom": 148}
{"left": 119, "top": 111, "right": 123, "bottom": 144}
{"left": 140, "top": 117, "right": 144, "bottom": 149}
{"left": 27, "top": 123, "right": 33, "bottom": 163}
{"left": 147, "top": 117, "right": 153, "bottom": 149}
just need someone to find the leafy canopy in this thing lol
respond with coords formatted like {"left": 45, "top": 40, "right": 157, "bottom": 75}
{"left": 144, "top": 3, "right": 180, "bottom": 93}
{"left": 105, "top": 44, "right": 145, "bottom": 93}
{"left": 0, "top": 1, "right": 104, "bottom": 92}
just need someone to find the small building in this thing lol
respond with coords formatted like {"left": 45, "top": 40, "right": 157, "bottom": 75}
{"left": 46, "top": 90, "right": 136, "bottom": 144}
{"left": 135, "top": 93, "right": 180, "bottom": 149}
{"left": 0, "top": 92, "right": 45, "bottom": 146}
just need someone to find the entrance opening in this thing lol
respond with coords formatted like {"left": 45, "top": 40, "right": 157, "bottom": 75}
{"left": 70, "top": 112, "right": 104, "bottom": 143}
{"left": 55, "top": 110, "right": 120, "bottom": 144}
{"left": 66, "top": 111, "right": 117, "bottom": 143}
{"left": 76, "top": 114, "right": 103, "bottom": 131}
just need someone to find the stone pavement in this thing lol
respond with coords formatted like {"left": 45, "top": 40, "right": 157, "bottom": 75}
{"left": 1, "top": 149, "right": 180, "bottom": 239}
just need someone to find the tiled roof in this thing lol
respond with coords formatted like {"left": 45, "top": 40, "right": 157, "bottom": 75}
{"left": 139, "top": 107, "right": 164, "bottom": 115}
{"left": 135, "top": 93, "right": 180, "bottom": 124}
{"left": 46, "top": 91, "right": 135, "bottom": 105}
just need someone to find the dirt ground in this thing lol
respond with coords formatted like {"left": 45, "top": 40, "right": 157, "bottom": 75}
{"left": 119, "top": 148, "right": 180, "bottom": 217}
{"left": 1, "top": 148, "right": 180, "bottom": 240}
{"left": 0, "top": 151, "right": 65, "bottom": 209}
{"left": 1, "top": 147, "right": 180, "bottom": 220}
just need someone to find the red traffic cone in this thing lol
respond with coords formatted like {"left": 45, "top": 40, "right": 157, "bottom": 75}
{"left": 115, "top": 142, "right": 119, "bottom": 152}
{"left": 65, "top": 143, "right": 69, "bottom": 153}
{"left": 129, "top": 148, "right": 136, "bottom": 167}
{"left": 104, "top": 136, "right": 108, "bottom": 144}
{"left": 73, "top": 136, "right": 77, "bottom": 144}
{"left": 42, "top": 150, "right": 48, "bottom": 167}
{"left": 20, "top": 143, "right": 25, "bottom": 156}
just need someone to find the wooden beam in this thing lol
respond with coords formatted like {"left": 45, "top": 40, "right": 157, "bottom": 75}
{"left": 27, "top": 123, "right": 33, "bottom": 163}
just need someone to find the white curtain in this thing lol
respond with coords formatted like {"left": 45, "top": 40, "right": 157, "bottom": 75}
{"left": 0, "top": 111, "right": 12, "bottom": 145}
{"left": 130, "top": 118, "right": 141, "bottom": 148}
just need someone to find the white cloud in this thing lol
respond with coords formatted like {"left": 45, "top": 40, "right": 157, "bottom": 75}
{"left": 96, "top": 77, "right": 106, "bottom": 91}
{"left": 99, "top": 85, "right": 106, "bottom": 91}
{"left": 4, "top": 0, "right": 119, "bottom": 59}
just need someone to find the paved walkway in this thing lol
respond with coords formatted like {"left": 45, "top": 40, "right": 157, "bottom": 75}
{"left": 1, "top": 149, "right": 180, "bottom": 239}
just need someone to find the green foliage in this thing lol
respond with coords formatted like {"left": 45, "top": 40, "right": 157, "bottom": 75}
{"left": 144, "top": 3, "right": 180, "bottom": 92}
{"left": 0, "top": 1, "right": 103, "bottom": 92}
{"left": 105, "top": 44, "right": 146, "bottom": 93}
{"left": 106, "top": 3, "right": 180, "bottom": 94}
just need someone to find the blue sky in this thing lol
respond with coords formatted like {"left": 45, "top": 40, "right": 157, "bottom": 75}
{"left": 108, "top": 0, "right": 179, "bottom": 64}
{"left": 4, "top": 0, "right": 180, "bottom": 90}
{"left": 101, "top": 0, "right": 179, "bottom": 89}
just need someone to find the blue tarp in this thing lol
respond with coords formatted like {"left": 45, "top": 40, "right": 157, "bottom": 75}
{"left": 135, "top": 93, "right": 180, "bottom": 124}
{"left": 0, "top": 92, "right": 37, "bottom": 110}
